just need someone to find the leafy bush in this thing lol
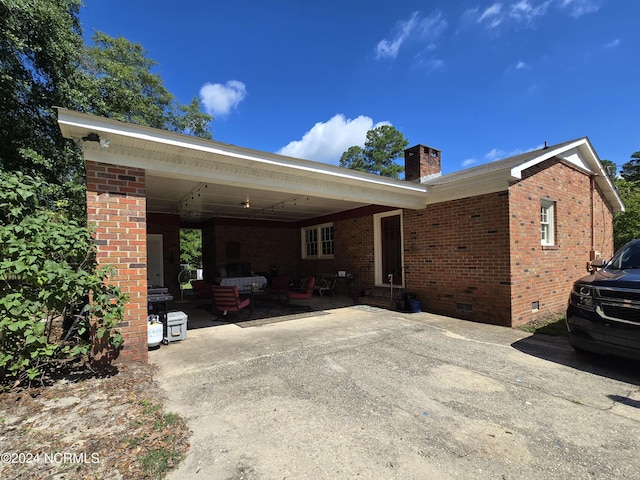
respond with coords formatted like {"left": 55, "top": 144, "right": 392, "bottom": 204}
{"left": 0, "top": 171, "right": 126, "bottom": 387}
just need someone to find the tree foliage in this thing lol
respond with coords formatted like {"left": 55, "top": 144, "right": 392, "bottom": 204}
{"left": 180, "top": 229, "right": 202, "bottom": 268}
{"left": 0, "top": 171, "right": 126, "bottom": 386}
{"left": 620, "top": 151, "right": 640, "bottom": 182}
{"left": 0, "top": 0, "right": 88, "bottom": 218}
{"left": 339, "top": 125, "right": 409, "bottom": 179}
{"left": 0, "top": 2, "right": 213, "bottom": 221}
{"left": 80, "top": 31, "right": 212, "bottom": 139}
{"left": 0, "top": 2, "right": 218, "bottom": 386}
{"left": 612, "top": 151, "right": 640, "bottom": 249}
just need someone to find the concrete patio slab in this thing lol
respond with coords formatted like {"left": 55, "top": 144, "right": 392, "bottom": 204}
{"left": 150, "top": 305, "right": 640, "bottom": 479}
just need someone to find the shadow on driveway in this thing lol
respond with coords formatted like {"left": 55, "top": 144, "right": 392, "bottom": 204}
{"left": 512, "top": 333, "right": 640, "bottom": 386}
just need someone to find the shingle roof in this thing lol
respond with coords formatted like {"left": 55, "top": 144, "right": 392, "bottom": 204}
{"left": 424, "top": 137, "right": 587, "bottom": 186}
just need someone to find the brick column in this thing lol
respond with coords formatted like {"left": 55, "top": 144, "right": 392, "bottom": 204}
{"left": 86, "top": 160, "right": 148, "bottom": 362}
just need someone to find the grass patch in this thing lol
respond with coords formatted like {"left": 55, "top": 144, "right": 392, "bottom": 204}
{"left": 131, "top": 399, "right": 189, "bottom": 478}
{"left": 518, "top": 315, "right": 568, "bottom": 337}
{"left": 140, "top": 447, "right": 184, "bottom": 478}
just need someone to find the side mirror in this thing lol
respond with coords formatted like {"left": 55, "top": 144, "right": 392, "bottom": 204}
{"left": 589, "top": 258, "right": 607, "bottom": 270}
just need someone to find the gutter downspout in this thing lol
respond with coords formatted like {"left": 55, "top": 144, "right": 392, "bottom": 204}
{"left": 589, "top": 175, "right": 597, "bottom": 261}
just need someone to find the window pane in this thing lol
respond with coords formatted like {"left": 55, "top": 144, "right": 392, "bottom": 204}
{"left": 321, "top": 226, "right": 334, "bottom": 255}
{"left": 305, "top": 229, "right": 318, "bottom": 256}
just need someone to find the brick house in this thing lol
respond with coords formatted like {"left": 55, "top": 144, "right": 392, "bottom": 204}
{"left": 57, "top": 109, "right": 624, "bottom": 362}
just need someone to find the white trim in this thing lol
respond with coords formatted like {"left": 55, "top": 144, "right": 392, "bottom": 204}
{"left": 301, "top": 222, "right": 335, "bottom": 259}
{"left": 373, "top": 210, "right": 404, "bottom": 286}
{"left": 541, "top": 200, "right": 555, "bottom": 246}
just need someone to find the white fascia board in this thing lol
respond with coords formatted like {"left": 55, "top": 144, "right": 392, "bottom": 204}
{"left": 57, "top": 108, "right": 426, "bottom": 196}
{"left": 509, "top": 139, "right": 587, "bottom": 180}
{"left": 507, "top": 137, "right": 624, "bottom": 213}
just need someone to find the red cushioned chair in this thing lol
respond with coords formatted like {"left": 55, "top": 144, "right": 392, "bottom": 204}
{"left": 287, "top": 276, "right": 316, "bottom": 302}
{"left": 264, "top": 275, "right": 291, "bottom": 302}
{"left": 191, "top": 280, "right": 212, "bottom": 299}
{"left": 211, "top": 285, "right": 251, "bottom": 318}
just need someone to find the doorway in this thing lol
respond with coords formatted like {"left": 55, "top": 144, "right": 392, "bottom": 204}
{"left": 374, "top": 210, "right": 404, "bottom": 286}
{"left": 147, "top": 234, "right": 164, "bottom": 287}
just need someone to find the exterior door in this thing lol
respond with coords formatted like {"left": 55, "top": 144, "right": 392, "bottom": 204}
{"left": 147, "top": 234, "right": 164, "bottom": 287}
{"left": 381, "top": 215, "right": 402, "bottom": 284}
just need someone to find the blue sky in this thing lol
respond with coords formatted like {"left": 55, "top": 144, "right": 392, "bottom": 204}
{"left": 80, "top": 0, "right": 637, "bottom": 175}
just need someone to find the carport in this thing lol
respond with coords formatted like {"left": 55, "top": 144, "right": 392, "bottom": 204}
{"left": 56, "top": 108, "right": 428, "bottom": 361}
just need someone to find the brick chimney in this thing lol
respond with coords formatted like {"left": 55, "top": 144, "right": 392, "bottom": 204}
{"left": 404, "top": 144, "right": 441, "bottom": 183}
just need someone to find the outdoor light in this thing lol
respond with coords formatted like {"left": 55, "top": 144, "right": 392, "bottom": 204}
{"left": 81, "top": 133, "right": 110, "bottom": 149}
{"left": 81, "top": 133, "right": 100, "bottom": 142}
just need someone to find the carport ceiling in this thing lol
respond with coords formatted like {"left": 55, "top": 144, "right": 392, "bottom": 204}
{"left": 57, "top": 108, "right": 428, "bottom": 224}
{"left": 146, "top": 174, "right": 370, "bottom": 222}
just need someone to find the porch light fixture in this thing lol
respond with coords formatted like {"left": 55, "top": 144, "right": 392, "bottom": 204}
{"left": 81, "top": 133, "right": 110, "bottom": 149}
{"left": 82, "top": 133, "right": 100, "bottom": 142}
{"left": 242, "top": 197, "right": 251, "bottom": 209}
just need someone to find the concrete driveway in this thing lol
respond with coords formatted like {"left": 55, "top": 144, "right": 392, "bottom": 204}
{"left": 151, "top": 305, "right": 640, "bottom": 479}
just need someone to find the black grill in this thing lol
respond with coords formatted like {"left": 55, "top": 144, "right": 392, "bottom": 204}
{"left": 601, "top": 304, "right": 640, "bottom": 323}
{"left": 598, "top": 289, "right": 640, "bottom": 303}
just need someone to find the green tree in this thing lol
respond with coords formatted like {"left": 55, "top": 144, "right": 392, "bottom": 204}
{"left": 339, "top": 125, "right": 409, "bottom": 179}
{"left": 600, "top": 159, "right": 618, "bottom": 179}
{"left": 613, "top": 152, "right": 640, "bottom": 248}
{"left": 1, "top": 4, "right": 213, "bottom": 219}
{"left": 0, "top": 0, "right": 88, "bottom": 218}
{"left": 81, "top": 31, "right": 212, "bottom": 137}
{"left": 180, "top": 229, "right": 202, "bottom": 268}
{"left": 620, "top": 151, "right": 640, "bottom": 182}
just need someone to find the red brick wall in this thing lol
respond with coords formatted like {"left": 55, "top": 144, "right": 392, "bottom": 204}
{"left": 508, "top": 158, "right": 615, "bottom": 325}
{"left": 403, "top": 194, "right": 513, "bottom": 325}
{"left": 213, "top": 220, "right": 298, "bottom": 278}
{"left": 85, "top": 160, "right": 147, "bottom": 363}
{"left": 333, "top": 215, "right": 376, "bottom": 295}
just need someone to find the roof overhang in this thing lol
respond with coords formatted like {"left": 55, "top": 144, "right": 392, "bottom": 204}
{"left": 424, "top": 137, "right": 624, "bottom": 212}
{"left": 509, "top": 138, "right": 624, "bottom": 213}
{"left": 57, "top": 108, "right": 428, "bottom": 222}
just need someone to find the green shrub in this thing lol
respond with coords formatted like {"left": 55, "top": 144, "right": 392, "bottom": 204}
{"left": 0, "top": 171, "right": 126, "bottom": 387}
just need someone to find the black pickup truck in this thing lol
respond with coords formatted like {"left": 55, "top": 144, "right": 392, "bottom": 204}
{"left": 566, "top": 239, "right": 640, "bottom": 360}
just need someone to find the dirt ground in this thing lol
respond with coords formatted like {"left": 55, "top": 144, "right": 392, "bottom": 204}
{"left": 0, "top": 362, "right": 190, "bottom": 480}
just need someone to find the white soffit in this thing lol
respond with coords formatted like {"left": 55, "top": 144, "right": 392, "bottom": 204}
{"left": 57, "top": 108, "right": 427, "bottom": 211}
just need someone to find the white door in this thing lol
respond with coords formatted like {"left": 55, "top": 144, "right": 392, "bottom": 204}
{"left": 147, "top": 234, "right": 164, "bottom": 287}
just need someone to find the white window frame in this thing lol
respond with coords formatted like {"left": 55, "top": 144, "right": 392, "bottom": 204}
{"left": 301, "top": 222, "right": 334, "bottom": 259}
{"left": 541, "top": 200, "right": 555, "bottom": 246}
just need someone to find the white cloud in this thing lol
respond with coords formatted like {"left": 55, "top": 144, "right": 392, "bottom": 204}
{"left": 462, "top": 158, "right": 478, "bottom": 167}
{"left": 199, "top": 80, "right": 247, "bottom": 116}
{"left": 478, "top": 3, "right": 503, "bottom": 28}
{"left": 376, "top": 11, "right": 447, "bottom": 59}
{"left": 485, "top": 143, "right": 544, "bottom": 161}
{"left": 485, "top": 148, "right": 506, "bottom": 161}
{"left": 467, "top": 0, "right": 599, "bottom": 31}
{"left": 516, "top": 60, "right": 527, "bottom": 69}
{"left": 558, "top": 0, "right": 600, "bottom": 17}
{"left": 605, "top": 38, "right": 620, "bottom": 48}
{"left": 277, "top": 114, "right": 390, "bottom": 164}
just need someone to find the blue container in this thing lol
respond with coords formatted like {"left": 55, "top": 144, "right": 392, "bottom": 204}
{"left": 409, "top": 299, "right": 421, "bottom": 313}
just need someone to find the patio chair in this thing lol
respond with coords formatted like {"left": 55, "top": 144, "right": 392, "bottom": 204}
{"left": 191, "top": 280, "right": 212, "bottom": 299}
{"left": 211, "top": 285, "right": 251, "bottom": 318}
{"left": 314, "top": 276, "right": 336, "bottom": 300}
{"left": 287, "top": 276, "right": 316, "bottom": 302}
{"left": 264, "top": 275, "right": 291, "bottom": 302}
